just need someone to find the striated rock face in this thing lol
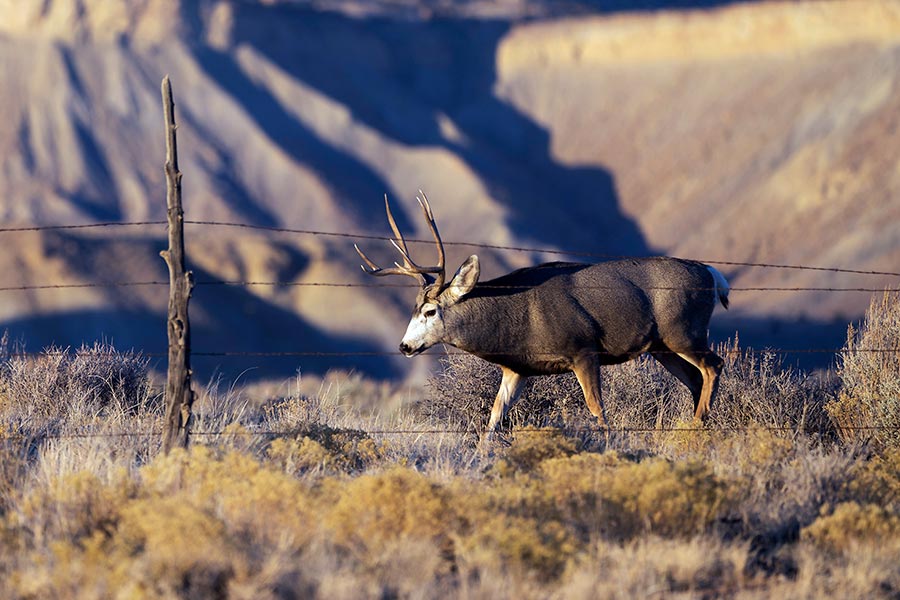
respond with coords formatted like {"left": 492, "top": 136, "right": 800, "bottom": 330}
{"left": 0, "top": 0, "right": 188, "bottom": 43}
{"left": 497, "top": 2, "right": 900, "bottom": 67}
{"left": 0, "top": 0, "right": 898, "bottom": 379}
{"left": 494, "top": 1, "right": 900, "bottom": 322}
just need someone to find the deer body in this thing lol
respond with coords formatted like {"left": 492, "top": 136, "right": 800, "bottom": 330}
{"left": 446, "top": 259, "right": 723, "bottom": 371}
{"left": 356, "top": 194, "right": 730, "bottom": 437}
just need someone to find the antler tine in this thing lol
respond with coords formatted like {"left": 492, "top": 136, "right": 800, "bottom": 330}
{"left": 385, "top": 193, "right": 441, "bottom": 276}
{"left": 385, "top": 192, "right": 443, "bottom": 277}
{"left": 354, "top": 243, "right": 380, "bottom": 273}
{"left": 416, "top": 190, "right": 446, "bottom": 290}
{"left": 383, "top": 194, "right": 412, "bottom": 259}
{"left": 389, "top": 238, "right": 414, "bottom": 264}
{"left": 355, "top": 193, "right": 445, "bottom": 284}
{"left": 354, "top": 242, "right": 424, "bottom": 281}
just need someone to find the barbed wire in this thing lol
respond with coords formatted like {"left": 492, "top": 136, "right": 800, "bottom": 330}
{"left": 0, "top": 219, "right": 896, "bottom": 361}
{"left": 0, "top": 422, "right": 897, "bottom": 442}
{"left": 5, "top": 346, "right": 896, "bottom": 361}
{"left": 0, "top": 282, "right": 167, "bottom": 292}
{"left": 193, "top": 282, "right": 898, "bottom": 293}
{"left": 1, "top": 208, "right": 896, "bottom": 450}
{"left": 0, "top": 221, "right": 166, "bottom": 234}
{"left": 184, "top": 219, "right": 900, "bottom": 278}
{"left": 185, "top": 348, "right": 898, "bottom": 358}
{"left": 2, "top": 218, "right": 897, "bottom": 279}
{"left": 0, "top": 279, "right": 895, "bottom": 294}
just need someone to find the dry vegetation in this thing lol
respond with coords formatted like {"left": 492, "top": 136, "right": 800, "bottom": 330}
{"left": 0, "top": 293, "right": 898, "bottom": 598}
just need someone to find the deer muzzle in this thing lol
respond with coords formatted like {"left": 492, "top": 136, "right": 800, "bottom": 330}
{"left": 399, "top": 341, "right": 423, "bottom": 357}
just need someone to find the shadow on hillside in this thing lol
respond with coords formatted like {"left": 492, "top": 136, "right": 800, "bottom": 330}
{"left": 3, "top": 294, "right": 850, "bottom": 381}
{"left": 189, "top": 46, "right": 402, "bottom": 229}
{"left": 0, "top": 233, "right": 398, "bottom": 383}
{"left": 577, "top": 0, "right": 748, "bottom": 9}
{"left": 177, "top": 2, "right": 845, "bottom": 369}
{"left": 711, "top": 315, "right": 849, "bottom": 372}
{"left": 187, "top": 4, "right": 650, "bottom": 257}
{"left": 1, "top": 301, "right": 396, "bottom": 384}
{"left": 1, "top": 228, "right": 850, "bottom": 380}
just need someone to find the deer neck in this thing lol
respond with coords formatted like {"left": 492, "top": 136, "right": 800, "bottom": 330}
{"left": 442, "top": 295, "right": 516, "bottom": 356}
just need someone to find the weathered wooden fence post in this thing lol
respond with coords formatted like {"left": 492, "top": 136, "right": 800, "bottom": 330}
{"left": 160, "top": 75, "right": 195, "bottom": 452}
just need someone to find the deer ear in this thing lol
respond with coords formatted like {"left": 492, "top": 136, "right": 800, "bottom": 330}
{"left": 440, "top": 255, "right": 480, "bottom": 305}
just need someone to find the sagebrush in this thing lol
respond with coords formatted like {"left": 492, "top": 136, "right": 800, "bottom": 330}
{"left": 424, "top": 336, "right": 837, "bottom": 448}
{"left": 830, "top": 292, "right": 900, "bottom": 449}
{"left": 0, "top": 293, "right": 899, "bottom": 597}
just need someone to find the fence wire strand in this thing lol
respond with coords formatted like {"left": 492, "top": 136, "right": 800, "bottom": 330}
{"left": 0, "top": 221, "right": 895, "bottom": 366}
{"left": 1, "top": 423, "right": 899, "bottom": 442}
{"left": 183, "top": 219, "right": 900, "bottom": 278}
{"left": 0, "top": 221, "right": 166, "bottom": 234}
{"left": 0, "top": 279, "right": 895, "bottom": 294}
{"left": 3, "top": 218, "right": 895, "bottom": 278}
{"left": 5, "top": 346, "right": 898, "bottom": 360}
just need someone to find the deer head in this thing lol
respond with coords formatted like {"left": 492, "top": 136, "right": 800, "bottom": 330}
{"left": 355, "top": 192, "right": 480, "bottom": 356}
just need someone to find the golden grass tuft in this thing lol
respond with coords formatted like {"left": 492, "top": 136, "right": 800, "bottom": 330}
{"left": 803, "top": 502, "right": 900, "bottom": 553}
{"left": 831, "top": 292, "right": 900, "bottom": 449}
{"left": 324, "top": 467, "right": 452, "bottom": 560}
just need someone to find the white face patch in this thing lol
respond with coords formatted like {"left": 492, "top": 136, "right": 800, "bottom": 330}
{"left": 399, "top": 302, "right": 443, "bottom": 356}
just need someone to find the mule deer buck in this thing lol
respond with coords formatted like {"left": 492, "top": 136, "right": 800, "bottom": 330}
{"left": 355, "top": 192, "right": 730, "bottom": 438}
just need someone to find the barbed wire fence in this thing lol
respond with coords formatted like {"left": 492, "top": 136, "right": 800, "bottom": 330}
{"left": 1, "top": 222, "right": 898, "bottom": 358}
{"left": 2, "top": 215, "right": 899, "bottom": 441}
{"left": 0, "top": 78, "right": 898, "bottom": 443}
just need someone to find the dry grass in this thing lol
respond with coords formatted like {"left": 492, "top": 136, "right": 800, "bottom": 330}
{"left": 830, "top": 292, "right": 900, "bottom": 449}
{"left": 424, "top": 335, "right": 837, "bottom": 451}
{"left": 0, "top": 293, "right": 899, "bottom": 597}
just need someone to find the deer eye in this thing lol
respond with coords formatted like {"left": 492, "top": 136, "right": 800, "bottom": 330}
{"left": 423, "top": 307, "right": 438, "bottom": 318}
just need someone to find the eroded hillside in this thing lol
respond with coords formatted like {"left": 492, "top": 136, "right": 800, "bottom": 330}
{"left": 0, "top": 0, "right": 897, "bottom": 379}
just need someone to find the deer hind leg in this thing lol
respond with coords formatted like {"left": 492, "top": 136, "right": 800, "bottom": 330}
{"left": 572, "top": 354, "right": 608, "bottom": 432}
{"left": 652, "top": 351, "right": 704, "bottom": 415}
{"left": 487, "top": 367, "right": 525, "bottom": 433}
{"left": 673, "top": 349, "right": 724, "bottom": 422}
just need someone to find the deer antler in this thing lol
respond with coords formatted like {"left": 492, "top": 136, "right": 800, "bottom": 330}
{"left": 414, "top": 190, "right": 446, "bottom": 290}
{"left": 355, "top": 192, "right": 446, "bottom": 289}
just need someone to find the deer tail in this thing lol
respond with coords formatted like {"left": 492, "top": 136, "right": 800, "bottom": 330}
{"left": 707, "top": 266, "right": 730, "bottom": 310}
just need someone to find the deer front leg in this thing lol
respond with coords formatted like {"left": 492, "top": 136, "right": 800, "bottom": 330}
{"left": 572, "top": 353, "right": 609, "bottom": 434}
{"left": 486, "top": 367, "right": 524, "bottom": 434}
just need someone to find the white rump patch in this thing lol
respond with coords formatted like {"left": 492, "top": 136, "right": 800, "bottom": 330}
{"left": 706, "top": 266, "right": 731, "bottom": 309}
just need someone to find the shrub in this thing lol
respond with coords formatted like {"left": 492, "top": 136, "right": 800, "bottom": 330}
{"left": 493, "top": 427, "right": 580, "bottom": 474}
{"left": 830, "top": 292, "right": 900, "bottom": 449}
{"left": 4, "top": 446, "right": 324, "bottom": 597}
{"left": 605, "top": 458, "right": 729, "bottom": 538}
{"left": 8, "top": 469, "right": 135, "bottom": 546}
{"left": 423, "top": 352, "right": 683, "bottom": 440}
{"left": 114, "top": 496, "right": 235, "bottom": 596}
{"left": 842, "top": 447, "right": 900, "bottom": 509}
{"left": 803, "top": 502, "right": 900, "bottom": 553}
{"left": 559, "top": 537, "right": 744, "bottom": 599}
{"left": 424, "top": 338, "right": 834, "bottom": 448}
{"left": 139, "top": 446, "right": 317, "bottom": 551}
{"left": 456, "top": 513, "right": 577, "bottom": 580}
{"left": 539, "top": 453, "right": 730, "bottom": 540}
{"left": 267, "top": 425, "right": 384, "bottom": 477}
{"left": 261, "top": 370, "right": 396, "bottom": 432}
{"left": 453, "top": 451, "right": 731, "bottom": 582}
{"left": 423, "top": 353, "right": 581, "bottom": 439}
{"left": 600, "top": 355, "right": 687, "bottom": 431}
{"left": 323, "top": 467, "right": 453, "bottom": 566}
{"left": 711, "top": 340, "right": 835, "bottom": 435}
{"left": 1, "top": 342, "right": 155, "bottom": 434}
